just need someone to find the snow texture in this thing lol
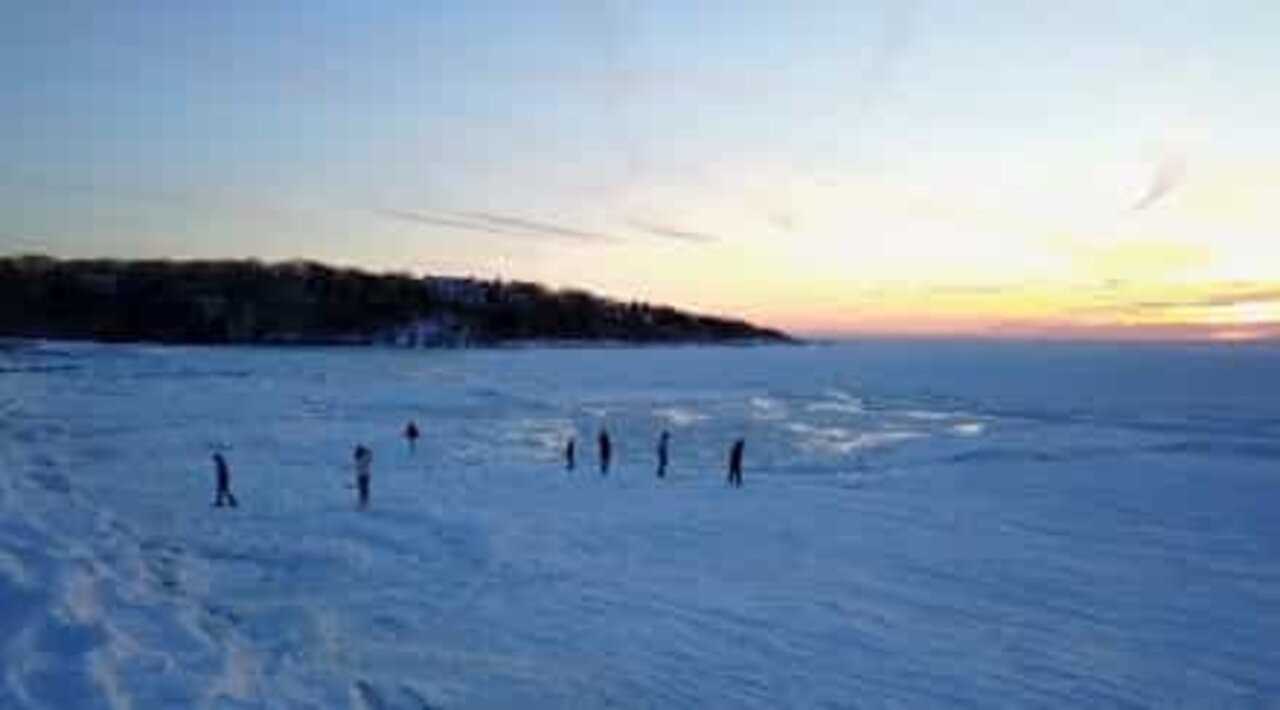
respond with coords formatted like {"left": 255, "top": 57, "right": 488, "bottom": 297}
{"left": 2, "top": 340, "right": 1279, "bottom": 708}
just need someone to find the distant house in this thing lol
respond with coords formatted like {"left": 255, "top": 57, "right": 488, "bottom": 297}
{"left": 426, "top": 277, "right": 487, "bottom": 307}
{"left": 381, "top": 313, "right": 470, "bottom": 348}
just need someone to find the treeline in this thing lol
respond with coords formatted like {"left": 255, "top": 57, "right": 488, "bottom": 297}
{"left": 0, "top": 256, "right": 791, "bottom": 346}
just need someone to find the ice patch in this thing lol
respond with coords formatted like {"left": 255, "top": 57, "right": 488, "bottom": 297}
{"left": 509, "top": 418, "right": 576, "bottom": 457}
{"left": 852, "top": 430, "right": 925, "bottom": 450}
{"left": 951, "top": 422, "right": 986, "bottom": 436}
{"left": 789, "top": 422, "right": 925, "bottom": 454}
{"left": 749, "top": 397, "right": 788, "bottom": 421}
{"left": 901, "top": 409, "right": 956, "bottom": 421}
{"left": 808, "top": 387, "right": 865, "bottom": 415}
{"left": 652, "top": 406, "right": 708, "bottom": 427}
{"left": 806, "top": 400, "right": 865, "bottom": 416}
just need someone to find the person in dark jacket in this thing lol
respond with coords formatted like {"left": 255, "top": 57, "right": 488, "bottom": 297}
{"left": 354, "top": 444, "right": 373, "bottom": 509}
{"left": 212, "top": 452, "right": 238, "bottom": 508}
{"left": 727, "top": 438, "right": 745, "bottom": 488}
{"left": 565, "top": 436, "right": 576, "bottom": 471}
{"left": 598, "top": 427, "right": 612, "bottom": 475}
{"left": 404, "top": 420, "right": 421, "bottom": 455}
{"left": 656, "top": 430, "right": 670, "bottom": 478}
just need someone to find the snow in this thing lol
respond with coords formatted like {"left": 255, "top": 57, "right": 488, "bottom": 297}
{"left": 3, "top": 340, "right": 1280, "bottom": 708}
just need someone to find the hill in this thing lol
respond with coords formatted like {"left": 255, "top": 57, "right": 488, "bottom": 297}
{"left": 0, "top": 256, "right": 791, "bottom": 346}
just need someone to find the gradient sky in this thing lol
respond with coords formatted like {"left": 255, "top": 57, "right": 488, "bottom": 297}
{"left": 3, "top": 1, "right": 1279, "bottom": 338}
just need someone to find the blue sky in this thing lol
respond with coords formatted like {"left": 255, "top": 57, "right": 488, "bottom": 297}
{"left": 3, "top": 1, "right": 1279, "bottom": 336}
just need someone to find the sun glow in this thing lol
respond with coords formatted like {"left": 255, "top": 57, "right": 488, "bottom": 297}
{"left": 1195, "top": 300, "right": 1280, "bottom": 326}
{"left": 569, "top": 155, "right": 1280, "bottom": 341}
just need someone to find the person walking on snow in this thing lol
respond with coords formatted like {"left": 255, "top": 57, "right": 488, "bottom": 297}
{"left": 354, "top": 444, "right": 373, "bottom": 509}
{"left": 212, "top": 452, "right": 238, "bottom": 508}
{"left": 656, "top": 430, "right": 670, "bottom": 478}
{"left": 598, "top": 427, "right": 612, "bottom": 475}
{"left": 404, "top": 420, "right": 420, "bottom": 455}
{"left": 727, "top": 438, "right": 745, "bottom": 488}
{"left": 565, "top": 436, "right": 576, "bottom": 471}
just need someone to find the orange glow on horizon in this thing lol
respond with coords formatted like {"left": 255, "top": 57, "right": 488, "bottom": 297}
{"left": 464, "top": 156, "right": 1280, "bottom": 343}
{"left": 727, "top": 287, "right": 1280, "bottom": 342}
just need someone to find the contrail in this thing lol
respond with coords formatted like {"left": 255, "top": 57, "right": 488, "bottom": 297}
{"left": 626, "top": 219, "right": 722, "bottom": 244}
{"left": 381, "top": 207, "right": 627, "bottom": 243}
{"left": 455, "top": 211, "right": 622, "bottom": 243}
{"left": 376, "top": 208, "right": 529, "bottom": 239}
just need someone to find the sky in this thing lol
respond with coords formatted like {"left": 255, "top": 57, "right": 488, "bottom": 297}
{"left": 3, "top": 1, "right": 1279, "bottom": 339}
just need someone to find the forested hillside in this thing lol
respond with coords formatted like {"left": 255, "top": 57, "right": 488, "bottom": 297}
{"left": 0, "top": 257, "right": 790, "bottom": 346}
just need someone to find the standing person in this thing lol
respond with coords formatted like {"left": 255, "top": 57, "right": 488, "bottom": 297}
{"left": 212, "top": 452, "right": 238, "bottom": 508}
{"left": 404, "top": 420, "right": 421, "bottom": 455}
{"left": 353, "top": 444, "right": 373, "bottom": 509}
{"left": 656, "top": 430, "right": 670, "bottom": 478}
{"left": 565, "top": 436, "right": 576, "bottom": 471}
{"left": 598, "top": 427, "right": 612, "bottom": 475}
{"left": 727, "top": 438, "right": 745, "bottom": 488}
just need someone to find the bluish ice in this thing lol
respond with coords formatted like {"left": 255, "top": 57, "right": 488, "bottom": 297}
{"left": 2, "top": 340, "right": 1279, "bottom": 708}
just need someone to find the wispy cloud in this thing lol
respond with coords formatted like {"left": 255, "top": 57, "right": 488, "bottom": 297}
{"left": 1128, "top": 288, "right": 1280, "bottom": 311}
{"left": 626, "top": 219, "right": 723, "bottom": 244}
{"left": 377, "top": 207, "right": 623, "bottom": 243}
{"left": 1133, "top": 152, "right": 1188, "bottom": 211}
{"left": 382, "top": 206, "right": 725, "bottom": 246}
{"left": 456, "top": 211, "right": 621, "bottom": 243}
{"left": 376, "top": 208, "right": 527, "bottom": 239}
{"left": 1069, "top": 285, "right": 1280, "bottom": 321}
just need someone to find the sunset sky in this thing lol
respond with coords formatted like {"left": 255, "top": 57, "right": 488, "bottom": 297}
{"left": 3, "top": 1, "right": 1279, "bottom": 339}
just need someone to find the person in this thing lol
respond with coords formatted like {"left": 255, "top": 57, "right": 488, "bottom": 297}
{"left": 727, "top": 438, "right": 745, "bottom": 488}
{"left": 354, "top": 444, "right": 373, "bottom": 509}
{"left": 404, "top": 420, "right": 420, "bottom": 455}
{"left": 565, "top": 436, "right": 576, "bottom": 471}
{"left": 212, "top": 452, "right": 238, "bottom": 508}
{"left": 598, "top": 427, "right": 612, "bottom": 475}
{"left": 656, "top": 430, "right": 670, "bottom": 478}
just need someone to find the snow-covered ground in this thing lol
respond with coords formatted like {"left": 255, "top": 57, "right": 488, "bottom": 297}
{"left": 2, "top": 340, "right": 1279, "bottom": 709}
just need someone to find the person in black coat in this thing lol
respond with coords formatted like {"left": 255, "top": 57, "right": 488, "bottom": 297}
{"left": 598, "top": 428, "right": 612, "bottom": 475}
{"left": 565, "top": 436, "right": 576, "bottom": 471}
{"left": 404, "top": 420, "right": 421, "bottom": 455}
{"left": 656, "top": 430, "right": 670, "bottom": 478}
{"left": 354, "top": 444, "right": 373, "bottom": 509}
{"left": 212, "top": 452, "right": 238, "bottom": 508}
{"left": 727, "top": 438, "right": 745, "bottom": 488}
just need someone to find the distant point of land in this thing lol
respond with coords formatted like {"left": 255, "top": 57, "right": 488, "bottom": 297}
{"left": 0, "top": 255, "right": 792, "bottom": 347}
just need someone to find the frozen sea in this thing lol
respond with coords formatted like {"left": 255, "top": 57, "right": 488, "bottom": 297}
{"left": 2, "top": 340, "right": 1279, "bottom": 709}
